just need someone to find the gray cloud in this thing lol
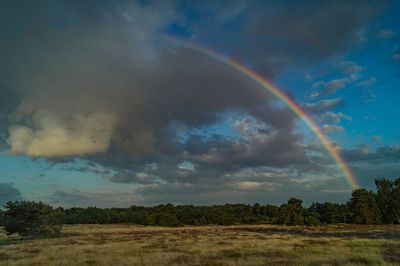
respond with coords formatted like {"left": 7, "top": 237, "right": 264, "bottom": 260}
{"left": 338, "top": 61, "right": 364, "bottom": 76}
{"left": 343, "top": 144, "right": 400, "bottom": 165}
{"left": 376, "top": 28, "right": 395, "bottom": 39}
{"left": 311, "top": 78, "right": 349, "bottom": 98}
{"left": 392, "top": 49, "right": 400, "bottom": 61}
{"left": 304, "top": 98, "right": 344, "bottom": 113}
{"left": 0, "top": 0, "right": 389, "bottom": 205}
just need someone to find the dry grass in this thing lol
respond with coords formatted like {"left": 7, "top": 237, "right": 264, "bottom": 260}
{"left": 0, "top": 224, "right": 399, "bottom": 265}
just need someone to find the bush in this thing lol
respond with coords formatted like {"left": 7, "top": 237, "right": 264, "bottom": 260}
{"left": 2, "top": 201, "right": 63, "bottom": 238}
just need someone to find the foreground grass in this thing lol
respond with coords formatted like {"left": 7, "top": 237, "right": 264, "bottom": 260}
{"left": 0, "top": 224, "right": 399, "bottom": 265}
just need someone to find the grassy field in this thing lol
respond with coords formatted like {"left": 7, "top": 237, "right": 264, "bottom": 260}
{"left": 0, "top": 224, "right": 399, "bottom": 265}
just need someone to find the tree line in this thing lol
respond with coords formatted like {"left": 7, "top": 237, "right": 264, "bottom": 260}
{"left": 1, "top": 178, "right": 399, "bottom": 237}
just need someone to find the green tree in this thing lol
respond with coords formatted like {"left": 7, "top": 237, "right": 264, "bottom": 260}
{"left": 309, "top": 202, "right": 348, "bottom": 224}
{"left": 154, "top": 204, "right": 181, "bottom": 227}
{"left": 2, "top": 201, "right": 63, "bottom": 238}
{"left": 375, "top": 178, "right": 395, "bottom": 223}
{"left": 303, "top": 209, "right": 321, "bottom": 226}
{"left": 262, "top": 204, "right": 280, "bottom": 223}
{"left": 279, "top": 198, "right": 305, "bottom": 225}
{"left": 392, "top": 178, "right": 400, "bottom": 224}
{"left": 348, "top": 189, "right": 381, "bottom": 224}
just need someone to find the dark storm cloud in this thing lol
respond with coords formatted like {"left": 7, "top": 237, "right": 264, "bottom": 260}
{"left": 0, "top": 0, "right": 384, "bottom": 155}
{"left": 187, "top": 0, "right": 387, "bottom": 75}
{"left": 0, "top": 0, "right": 389, "bottom": 205}
{"left": 182, "top": 131, "right": 309, "bottom": 168}
{"left": 0, "top": 183, "right": 22, "bottom": 206}
{"left": 0, "top": 0, "right": 299, "bottom": 161}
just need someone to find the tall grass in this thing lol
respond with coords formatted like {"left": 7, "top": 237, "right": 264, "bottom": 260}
{"left": 0, "top": 224, "right": 399, "bottom": 265}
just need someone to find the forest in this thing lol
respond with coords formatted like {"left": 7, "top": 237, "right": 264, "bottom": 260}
{"left": 61, "top": 177, "right": 400, "bottom": 226}
{"left": 1, "top": 178, "right": 399, "bottom": 237}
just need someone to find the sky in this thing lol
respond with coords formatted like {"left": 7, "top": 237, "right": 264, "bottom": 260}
{"left": 0, "top": 0, "right": 400, "bottom": 207}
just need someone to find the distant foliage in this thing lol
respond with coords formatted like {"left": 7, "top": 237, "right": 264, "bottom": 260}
{"left": 348, "top": 189, "right": 382, "bottom": 224}
{"left": 2, "top": 201, "right": 63, "bottom": 238}
{"left": 2, "top": 178, "right": 400, "bottom": 228}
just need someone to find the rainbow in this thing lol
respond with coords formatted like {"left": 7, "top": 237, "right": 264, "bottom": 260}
{"left": 165, "top": 36, "right": 359, "bottom": 190}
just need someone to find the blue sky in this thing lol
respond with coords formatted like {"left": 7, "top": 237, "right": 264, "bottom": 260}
{"left": 0, "top": 0, "right": 399, "bottom": 207}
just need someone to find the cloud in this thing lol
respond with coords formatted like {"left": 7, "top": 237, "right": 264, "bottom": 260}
{"left": 320, "top": 112, "right": 352, "bottom": 124}
{"left": 320, "top": 189, "right": 352, "bottom": 193}
{"left": 393, "top": 50, "right": 400, "bottom": 61}
{"left": 357, "top": 77, "right": 377, "bottom": 87}
{"left": 8, "top": 110, "right": 119, "bottom": 157}
{"left": 179, "top": 0, "right": 387, "bottom": 76}
{"left": 0, "top": 183, "right": 22, "bottom": 206}
{"left": 311, "top": 78, "right": 349, "bottom": 98}
{"left": 0, "top": 0, "right": 390, "bottom": 205}
{"left": 304, "top": 98, "right": 344, "bottom": 113}
{"left": 318, "top": 112, "right": 350, "bottom": 135}
{"left": 0, "top": 0, "right": 384, "bottom": 161}
{"left": 322, "top": 124, "right": 344, "bottom": 134}
{"left": 182, "top": 120, "right": 309, "bottom": 168}
{"left": 235, "top": 181, "right": 264, "bottom": 191}
{"left": 107, "top": 170, "right": 161, "bottom": 184}
{"left": 343, "top": 144, "right": 400, "bottom": 163}
{"left": 376, "top": 28, "right": 395, "bottom": 39}
{"left": 338, "top": 61, "right": 365, "bottom": 75}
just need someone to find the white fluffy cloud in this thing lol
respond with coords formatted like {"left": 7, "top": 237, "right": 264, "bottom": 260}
{"left": 8, "top": 110, "right": 118, "bottom": 157}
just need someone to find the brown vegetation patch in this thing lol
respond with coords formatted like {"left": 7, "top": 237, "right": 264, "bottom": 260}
{"left": 0, "top": 252, "right": 14, "bottom": 261}
{"left": 226, "top": 225, "right": 400, "bottom": 240}
{"left": 199, "top": 255, "right": 229, "bottom": 266}
{"left": 265, "top": 258, "right": 295, "bottom": 265}
{"left": 245, "top": 250, "right": 289, "bottom": 259}
{"left": 216, "top": 240, "right": 231, "bottom": 245}
{"left": 381, "top": 243, "right": 400, "bottom": 264}
{"left": 24, "top": 248, "right": 41, "bottom": 255}
{"left": 142, "top": 242, "right": 169, "bottom": 250}
{"left": 169, "top": 255, "right": 193, "bottom": 265}
{"left": 84, "top": 259, "right": 97, "bottom": 265}
{"left": 348, "top": 257, "right": 373, "bottom": 264}
{"left": 302, "top": 239, "right": 330, "bottom": 245}
{"left": 220, "top": 249, "right": 242, "bottom": 259}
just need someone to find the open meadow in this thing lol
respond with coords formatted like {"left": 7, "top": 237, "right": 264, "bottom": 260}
{"left": 0, "top": 224, "right": 399, "bottom": 265}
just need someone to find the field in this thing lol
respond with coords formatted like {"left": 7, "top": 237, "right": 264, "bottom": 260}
{"left": 0, "top": 224, "right": 399, "bottom": 265}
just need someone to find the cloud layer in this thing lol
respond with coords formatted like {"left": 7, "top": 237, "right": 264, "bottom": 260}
{"left": 0, "top": 0, "right": 392, "bottom": 206}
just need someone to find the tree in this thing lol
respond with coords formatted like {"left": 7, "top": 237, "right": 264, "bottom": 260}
{"left": 279, "top": 198, "right": 305, "bottom": 225}
{"left": 309, "top": 202, "right": 348, "bottom": 224}
{"left": 0, "top": 209, "right": 4, "bottom": 227}
{"left": 348, "top": 189, "right": 381, "bottom": 224}
{"left": 303, "top": 209, "right": 321, "bottom": 226}
{"left": 154, "top": 204, "right": 181, "bottom": 227}
{"left": 2, "top": 201, "right": 63, "bottom": 238}
{"left": 375, "top": 178, "right": 395, "bottom": 223}
{"left": 392, "top": 178, "right": 400, "bottom": 224}
{"left": 262, "top": 204, "right": 280, "bottom": 223}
